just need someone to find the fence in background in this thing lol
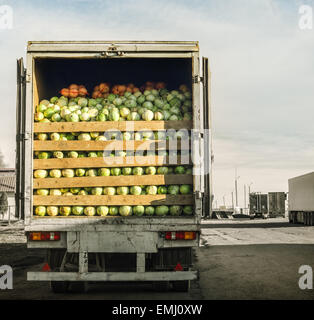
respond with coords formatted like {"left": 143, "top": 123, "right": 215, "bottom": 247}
{"left": 0, "top": 205, "right": 20, "bottom": 225}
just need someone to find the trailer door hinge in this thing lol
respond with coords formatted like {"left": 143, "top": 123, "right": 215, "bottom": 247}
{"left": 18, "top": 133, "right": 30, "bottom": 141}
{"left": 19, "top": 193, "right": 30, "bottom": 201}
{"left": 192, "top": 75, "right": 203, "bottom": 84}
{"left": 195, "top": 191, "right": 202, "bottom": 199}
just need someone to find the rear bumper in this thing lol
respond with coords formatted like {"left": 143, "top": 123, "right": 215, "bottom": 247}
{"left": 27, "top": 270, "right": 198, "bottom": 282}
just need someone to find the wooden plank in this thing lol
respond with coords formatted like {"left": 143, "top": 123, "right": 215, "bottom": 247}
{"left": 33, "top": 174, "right": 193, "bottom": 189}
{"left": 34, "top": 121, "right": 193, "bottom": 133}
{"left": 33, "top": 140, "right": 190, "bottom": 151}
{"left": 33, "top": 156, "right": 192, "bottom": 169}
{"left": 33, "top": 195, "right": 194, "bottom": 206}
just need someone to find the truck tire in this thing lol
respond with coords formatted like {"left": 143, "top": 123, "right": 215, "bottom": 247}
{"left": 48, "top": 249, "right": 69, "bottom": 294}
{"left": 304, "top": 213, "right": 308, "bottom": 226}
{"left": 152, "top": 281, "right": 169, "bottom": 292}
{"left": 172, "top": 280, "right": 190, "bottom": 292}
{"left": 47, "top": 249, "right": 67, "bottom": 269}
{"left": 50, "top": 281, "right": 69, "bottom": 294}
{"left": 69, "top": 281, "right": 86, "bottom": 293}
{"left": 288, "top": 213, "right": 293, "bottom": 223}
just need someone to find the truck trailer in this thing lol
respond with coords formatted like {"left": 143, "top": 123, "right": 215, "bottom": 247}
{"left": 249, "top": 193, "right": 268, "bottom": 219}
{"left": 15, "top": 41, "right": 212, "bottom": 292}
{"left": 288, "top": 172, "right": 314, "bottom": 226}
{"left": 268, "top": 192, "right": 286, "bottom": 218}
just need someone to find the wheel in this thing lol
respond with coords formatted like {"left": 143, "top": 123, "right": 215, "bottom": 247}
{"left": 152, "top": 281, "right": 169, "bottom": 292}
{"left": 47, "top": 249, "right": 67, "bottom": 269}
{"left": 50, "top": 281, "right": 69, "bottom": 293}
{"left": 48, "top": 249, "right": 70, "bottom": 293}
{"left": 305, "top": 213, "right": 308, "bottom": 226}
{"left": 69, "top": 281, "right": 86, "bottom": 293}
{"left": 172, "top": 280, "right": 190, "bottom": 292}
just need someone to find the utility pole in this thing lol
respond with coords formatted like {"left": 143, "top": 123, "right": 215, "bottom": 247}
{"left": 244, "top": 184, "right": 247, "bottom": 209}
{"left": 231, "top": 191, "right": 234, "bottom": 209}
{"left": 248, "top": 182, "right": 253, "bottom": 195}
{"left": 235, "top": 168, "right": 240, "bottom": 207}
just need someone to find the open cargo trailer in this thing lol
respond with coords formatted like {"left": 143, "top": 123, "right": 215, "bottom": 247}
{"left": 288, "top": 172, "right": 314, "bottom": 226}
{"left": 16, "top": 41, "right": 212, "bottom": 292}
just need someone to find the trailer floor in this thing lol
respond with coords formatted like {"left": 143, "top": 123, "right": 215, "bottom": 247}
{"left": 0, "top": 218, "right": 313, "bottom": 300}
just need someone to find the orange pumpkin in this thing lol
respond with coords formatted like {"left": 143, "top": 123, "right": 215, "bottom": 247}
{"left": 112, "top": 86, "right": 119, "bottom": 95}
{"left": 118, "top": 85, "right": 126, "bottom": 92}
{"left": 179, "top": 84, "right": 189, "bottom": 92}
{"left": 78, "top": 87, "right": 88, "bottom": 96}
{"left": 156, "top": 82, "right": 166, "bottom": 89}
{"left": 145, "top": 81, "right": 154, "bottom": 87}
{"left": 60, "top": 88, "right": 70, "bottom": 97}
{"left": 69, "top": 89, "right": 79, "bottom": 98}
{"left": 69, "top": 84, "right": 79, "bottom": 90}
{"left": 92, "top": 91, "right": 100, "bottom": 99}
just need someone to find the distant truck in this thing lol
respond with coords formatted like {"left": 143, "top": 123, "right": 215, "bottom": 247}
{"left": 249, "top": 193, "right": 268, "bottom": 219}
{"left": 288, "top": 172, "right": 314, "bottom": 226}
{"left": 268, "top": 192, "right": 286, "bottom": 218}
{"left": 249, "top": 192, "right": 286, "bottom": 219}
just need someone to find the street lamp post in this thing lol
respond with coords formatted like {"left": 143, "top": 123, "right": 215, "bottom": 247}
{"left": 244, "top": 184, "right": 247, "bottom": 209}
{"left": 235, "top": 168, "right": 240, "bottom": 207}
{"left": 248, "top": 182, "right": 253, "bottom": 195}
{"left": 248, "top": 183, "right": 253, "bottom": 214}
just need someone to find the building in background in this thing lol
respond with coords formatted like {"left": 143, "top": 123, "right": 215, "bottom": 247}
{"left": 0, "top": 168, "right": 15, "bottom": 222}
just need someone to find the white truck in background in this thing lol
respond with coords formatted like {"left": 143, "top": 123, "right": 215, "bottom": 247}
{"left": 288, "top": 172, "right": 314, "bottom": 226}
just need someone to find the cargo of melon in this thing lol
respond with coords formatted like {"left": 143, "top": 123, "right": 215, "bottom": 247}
{"left": 33, "top": 82, "right": 194, "bottom": 218}
{"left": 34, "top": 82, "right": 192, "bottom": 124}
{"left": 33, "top": 164, "right": 194, "bottom": 217}
{"left": 34, "top": 205, "right": 194, "bottom": 217}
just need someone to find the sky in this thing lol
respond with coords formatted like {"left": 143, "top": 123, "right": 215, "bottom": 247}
{"left": 0, "top": 0, "right": 313, "bottom": 208}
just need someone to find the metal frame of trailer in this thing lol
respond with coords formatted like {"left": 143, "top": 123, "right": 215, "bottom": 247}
{"left": 16, "top": 41, "right": 212, "bottom": 283}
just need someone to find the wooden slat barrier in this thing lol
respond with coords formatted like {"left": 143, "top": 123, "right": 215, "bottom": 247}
{"left": 34, "top": 120, "right": 193, "bottom": 133}
{"left": 33, "top": 156, "right": 192, "bottom": 169}
{"left": 33, "top": 174, "right": 193, "bottom": 189}
{"left": 33, "top": 140, "right": 190, "bottom": 151}
{"left": 33, "top": 195, "right": 194, "bottom": 206}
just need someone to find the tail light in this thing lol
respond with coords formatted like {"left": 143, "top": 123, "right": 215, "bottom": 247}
{"left": 29, "top": 232, "right": 61, "bottom": 241}
{"left": 165, "top": 231, "right": 196, "bottom": 240}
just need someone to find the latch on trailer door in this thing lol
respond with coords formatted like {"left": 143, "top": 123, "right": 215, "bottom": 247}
{"left": 100, "top": 45, "right": 125, "bottom": 58}
{"left": 192, "top": 75, "right": 203, "bottom": 84}
{"left": 18, "top": 132, "right": 30, "bottom": 141}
